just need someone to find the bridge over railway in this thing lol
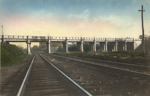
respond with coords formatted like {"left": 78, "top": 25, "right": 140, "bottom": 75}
{"left": 0, "top": 35, "right": 141, "bottom": 54}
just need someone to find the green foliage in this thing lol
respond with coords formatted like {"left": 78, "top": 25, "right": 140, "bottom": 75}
{"left": 68, "top": 44, "right": 77, "bottom": 51}
{"left": 1, "top": 44, "right": 28, "bottom": 66}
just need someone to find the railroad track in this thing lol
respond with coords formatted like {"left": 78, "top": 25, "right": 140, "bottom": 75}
{"left": 0, "top": 56, "right": 34, "bottom": 96}
{"left": 70, "top": 56, "right": 150, "bottom": 73}
{"left": 48, "top": 54, "right": 150, "bottom": 80}
{"left": 2, "top": 54, "right": 92, "bottom": 96}
{"left": 1, "top": 53, "right": 150, "bottom": 96}
{"left": 40, "top": 53, "right": 150, "bottom": 96}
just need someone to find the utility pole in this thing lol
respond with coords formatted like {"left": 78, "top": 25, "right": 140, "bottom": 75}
{"left": 2, "top": 25, "right": 3, "bottom": 35}
{"left": 1, "top": 25, "right": 4, "bottom": 43}
{"left": 139, "top": 5, "right": 145, "bottom": 53}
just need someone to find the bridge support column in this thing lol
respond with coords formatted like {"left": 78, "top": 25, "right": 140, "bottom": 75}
{"left": 26, "top": 40, "right": 31, "bottom": 55}
{"left": 132, "top": 39, "right": 135, "bottom": 51}
{"left": 104, "top": 39, "right": 108, "bottom": 52}
{"left": 89, "top": 38, "right": 96, "bottom": 52}
{"left": 115, "top": 41, "right": 118, "bottom": 51}
{"left": 47, "top": 37, "right": 51, "bottom": 54}
{"left": 63, "top": 42, "right": 66, "bottom": 52}
{"left": 123, "top": 41, "right": 127, "bottom": 51}
{"left": 81, "top": 40, "right": 83, "bottom": 52}
{"left": 77, "top": 42, "right": 83, "bottom": 52}
{"left": 63, "top": 37, "right": 68, "bottom": 53}
{"left": 94, "top": 38, "right": 96, "bottom": 52}
{"left": 89, "top": 42, "right": 96, "bottom": 52}
{"left": 77, "top": 37, "right": 84, "bottom": 52}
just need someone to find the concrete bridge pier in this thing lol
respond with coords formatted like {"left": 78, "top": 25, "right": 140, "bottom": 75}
{"left": 77, "top": 41, "right": 83, "bottom": 52}
{"left": 89, "top": 42, "right": 96, "bottom": 52}
{"left": 63, "top": 38, "right": 68, "bottom": 53}
{"left": 26, "top": 40, "right": 31, "bottom": 55}
{"left": 123, "top": 41, "right": 127, "bottom": 51}
{"left": 81, "top": 40, "right": 84, "bottom": 52}
{"left": 47, "top": 38, "right": 51, "bottom": 54}
{"left": 115, "top": 41, "right": 118, "bottom": 51}
{"left": 99, "top": 42, "right": 105, "bottom": 52}
{"left": 104, "top": 39, "right": 108, "bottom": 52}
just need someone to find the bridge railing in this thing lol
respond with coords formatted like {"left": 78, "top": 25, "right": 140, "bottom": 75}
{"left": 0, "top": 35, "right": 140, "bottom": 41}
{"left": 51, "top": 36, "right": 66, "bottom": 40}
{"left": 83, "top": 37, "right": 94, "bottom": 40}
{"left": 96, "top": 38, "right": 105, "bottom": 40}
{"left": 1, "top": 35, "right": 27, "bottom": 39}
{"left": 67, "top": 37, "right": 81, "bottom": 40}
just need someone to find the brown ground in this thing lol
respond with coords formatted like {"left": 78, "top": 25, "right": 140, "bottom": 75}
{"left": 41, "top": 53, "right": 150, "bottom": 96}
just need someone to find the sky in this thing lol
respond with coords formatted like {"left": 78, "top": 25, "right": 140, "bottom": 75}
{"left": 0, "top": 0, "right": 150, "bottom": 39}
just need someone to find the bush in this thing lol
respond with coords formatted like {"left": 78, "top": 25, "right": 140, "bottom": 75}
{"left": 1, "top": 44, "right": 28, "bottom": 66}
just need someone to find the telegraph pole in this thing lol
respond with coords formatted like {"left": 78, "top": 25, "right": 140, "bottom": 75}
{"left": 2, "top": 25, "right": 3, "bottom": 35}
{"left": 1, "top": 25, "right": 4, "bottom": 43}
{"left": 139, "top": 5, "right": 145, "bottom": 53}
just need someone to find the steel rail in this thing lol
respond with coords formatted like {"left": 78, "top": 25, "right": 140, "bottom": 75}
{"left": 16, "top": 56, "right": 35, "bottom": 96}
{"left": 52, "top": 54, "right": 150, "bottom": 71}
{"left": 79, "top": 57, "right": 150, "bottom": 68}
{"left": 40, "top": 55, "right": 93, "bottom": 96}
{"left": 51, "top": 55, "right": 150, "bottom": 77}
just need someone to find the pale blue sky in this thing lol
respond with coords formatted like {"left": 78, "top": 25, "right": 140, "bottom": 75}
{"left": 0, "top": 0, "right": 150, "bottom": 38}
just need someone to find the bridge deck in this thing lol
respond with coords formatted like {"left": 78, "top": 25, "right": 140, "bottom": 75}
{"left": 0, "top": 35, "right": 141, "bottom": 43}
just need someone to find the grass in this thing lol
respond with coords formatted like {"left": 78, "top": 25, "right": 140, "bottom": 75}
{"left": 1, "top": 44, "right": 28, "bottom": 66}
